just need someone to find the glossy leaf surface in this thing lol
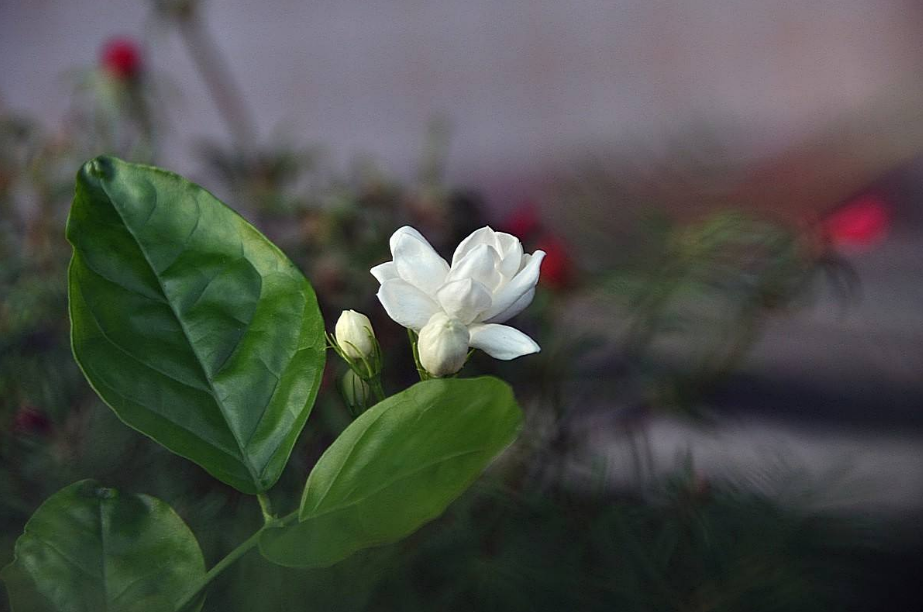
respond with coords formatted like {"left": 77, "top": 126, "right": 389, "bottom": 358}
{"left": 260, "top": 376, "right": 522, "bottom": 567}
{"left": 1, "top": 480, "right": 206, "bottom": 612}
{"left": 67, "top": 156, "right": 325, "bottom": 493}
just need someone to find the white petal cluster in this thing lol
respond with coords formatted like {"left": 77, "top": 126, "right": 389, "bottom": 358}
{"left": 372, "top": 226, "right": 544, "bottom": 375}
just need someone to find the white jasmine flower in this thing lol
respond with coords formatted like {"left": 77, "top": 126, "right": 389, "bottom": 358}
{"left": 334, "top": 309, "right": 375, "bottom": 359}
{"left": 372, "top": 226, "right": 544, "bottom": 365}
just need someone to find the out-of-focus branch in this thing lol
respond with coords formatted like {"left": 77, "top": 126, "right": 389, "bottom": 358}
{"left": 173, "top": 6, "right": 259, "bottom": 154}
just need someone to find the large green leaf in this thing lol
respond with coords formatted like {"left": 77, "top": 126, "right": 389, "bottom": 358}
{"left": 1, "top": 480, "right": 206, "bottom": 612}
{"left": 259, "top": 376, "right": 522, "bottom": 567}
{"left": 66, "top": 156, "right": 325, "bottom": 493}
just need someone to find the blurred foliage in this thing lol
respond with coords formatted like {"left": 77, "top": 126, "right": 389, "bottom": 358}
{"left": 1, "top": 5, "right": 918, "bottom": 610}
{"left": 198, "top": 463, "right": 903, "bottom": 612}
{"left": 589, "top": 210, "right": 859, "bottom": 416}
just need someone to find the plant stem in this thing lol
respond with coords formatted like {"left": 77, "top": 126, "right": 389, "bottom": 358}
{"left": 370, "top": 377, "right": 386, "bottom": 403}
{"left": 257, "top": 492, "right": 274, "bottom": 524}
{"left": 174, "top": 528, "right": 262, "bottom": 612}
{"left": 275, "top": 509, "right": 300, "bottom": 527}
{"left": 174, "top": 510, "right": 300, "bottom": 611}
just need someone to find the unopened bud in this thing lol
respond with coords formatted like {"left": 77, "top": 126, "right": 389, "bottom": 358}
{"left": 418, "top": 312, "right": 469, "bottom": 377}
{"left": 339, "top": 369, "right": 371, "bottom": 413}
{"left": 335, "top": 310, "right": 375, "bottom": 359}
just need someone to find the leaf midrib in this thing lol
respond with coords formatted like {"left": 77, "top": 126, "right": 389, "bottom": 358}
{"left": 98, "top": 176, "right": 261, "bottom": 487}
{"left": 305, "top": 447, "right": 491, "bottom": 521}
{"left": 98, "top": 495, "right": 109, "bottom": 609}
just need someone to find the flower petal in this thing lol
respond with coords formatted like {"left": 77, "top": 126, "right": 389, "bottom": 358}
{"left": 445, "top": 243, "right": 502, "bottom": 291}
{"left": 370, "top": 261, "right": 398, "bottom": 283}
{"left": 482, "top": 250, "right": 545, "bottom": 321}
{"left": 436, "top": 278, "right": 493, "bottom": 325}
{"left": 468, "top": 323, "right": 540, "bottom": 360}
{"left": 389, "top": 226, "right": 429, "bottom": 254}
{"left": 485, "top": 288, "right": 534, "bottom": 323}
{"left": 377, "top": 279, "right": 440, "bottom": 330}
{"left": 495, "top": 235, "right": 524, "bottom": 279}
{"left": 451, "top": 226, "right": 498, "bottom": 267}
{"left": 393, "top": 231, "right": 450, "bottom": 295}
{"left": 494, "top": 232, "right": 520, "bottom": 256}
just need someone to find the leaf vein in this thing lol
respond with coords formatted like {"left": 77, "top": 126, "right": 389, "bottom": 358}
{"left": 109, "top": 566, "right": 169, "bottom": 605}
{"left": 307, "top": 447, "right": 488, "bottom": 519}
{"left": 27, "top": 534, "right": 102, "bottom": 583}
{"left": 76, "top": 273, "right": 211, "bottom": 394}
{"left": 79, "top": 256, "right": 167, "bottom": 305}
{"left": 78, "top": 279, "right": 243, "bottom": 460}
{"left": 305, "top": 407, "right": 392, "bottom": 514}
{"left": 97, "top": 495, "right": 109, "bottom": 609}
{"left": 102, "top": 177, "right": 261, "bottom": 485}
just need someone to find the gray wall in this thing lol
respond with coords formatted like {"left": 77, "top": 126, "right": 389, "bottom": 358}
{"left": 3, "top": 0, "right": 923, "bottom": 206}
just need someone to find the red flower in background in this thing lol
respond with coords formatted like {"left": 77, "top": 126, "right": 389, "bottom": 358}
{"left": 822, "top": 194, "right": 891, "bottom": 251}
{"left": 503, "top": 202, "right": 541, "bottom": 240}
{"left": 13, "top": 405, "right": 51, "bottom": 436}
{"left": 101, "top": 37, "right": 143, "bottom": 81}
{"left": 536, "top": 233, "right": 574, "bottom": 290}
{"left": 503, "top": 202, "right": 576, "bottom": 290}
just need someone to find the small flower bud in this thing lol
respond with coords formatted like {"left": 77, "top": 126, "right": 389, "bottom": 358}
{"left": 335, "top": 310, "right": 375, "bottom": 360}
{"left": 339, "top": 369, "right": 371, "bottom": 414}
{"left": 418, "top": 312, "right": 470, "bottom": 377}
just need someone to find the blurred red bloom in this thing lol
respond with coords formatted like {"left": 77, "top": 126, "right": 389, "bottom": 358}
{"left": 101, "top": 37, "right": 143, "bottom": 80}
{"left": 537, "top": 233, "right": 574, "bottom": 290}
{"left": 13, "top": 405, "right": 51, "bottom": 436}
{"left": 822, "top": 194, "right": 890, "bottom": 250}
{"left": 503, "top": 202, "right": 541, "bottom": 240}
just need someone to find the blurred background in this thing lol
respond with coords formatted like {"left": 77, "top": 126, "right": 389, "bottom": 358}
{"left": 2, "top": 0, "right": 922, "bottom": 610}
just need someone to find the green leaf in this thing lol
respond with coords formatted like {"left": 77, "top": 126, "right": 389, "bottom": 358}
{"left": 1, "top": 480, "right": 206, "bottom": 612}
{"left": 66, "top": 156, "right": 325, "bottom": 493}
{"left": 259, "top": 376, "right": 522, "bottom": 568}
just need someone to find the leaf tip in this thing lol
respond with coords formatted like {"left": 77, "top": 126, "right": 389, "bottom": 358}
{"left": 94, "top": 486, "right": 119, "bottom": 500}
{"left": 82, "top": 155, "right": 116, "bottom": 182}
{"left": 73, "top": 479, "right": 118, "bottom": 501}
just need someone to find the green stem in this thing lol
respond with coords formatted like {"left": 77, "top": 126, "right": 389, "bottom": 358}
{"left": 275, "top": 509, "right": 300, "bottom": 528}
{"left": 257, "top": 492, "right": 274, "bottom": 524}
{"left": 174, "top": 510, "right": 300, "bottom": 611}
{"left": 370, "top": 377, "right": 386, "bottom": 403}
{"left": 174, "top": 528, "right": 262, "bottom": 612}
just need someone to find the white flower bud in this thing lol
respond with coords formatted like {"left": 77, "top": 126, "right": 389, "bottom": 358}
{"left": 339, "top": 368, "right": 371, "bottom": 413}
{"left": 335, "top": 310, "right": 375, "bottom": 359}
{"left": 418, "top": 312, "right": 470, "bottom": 377}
